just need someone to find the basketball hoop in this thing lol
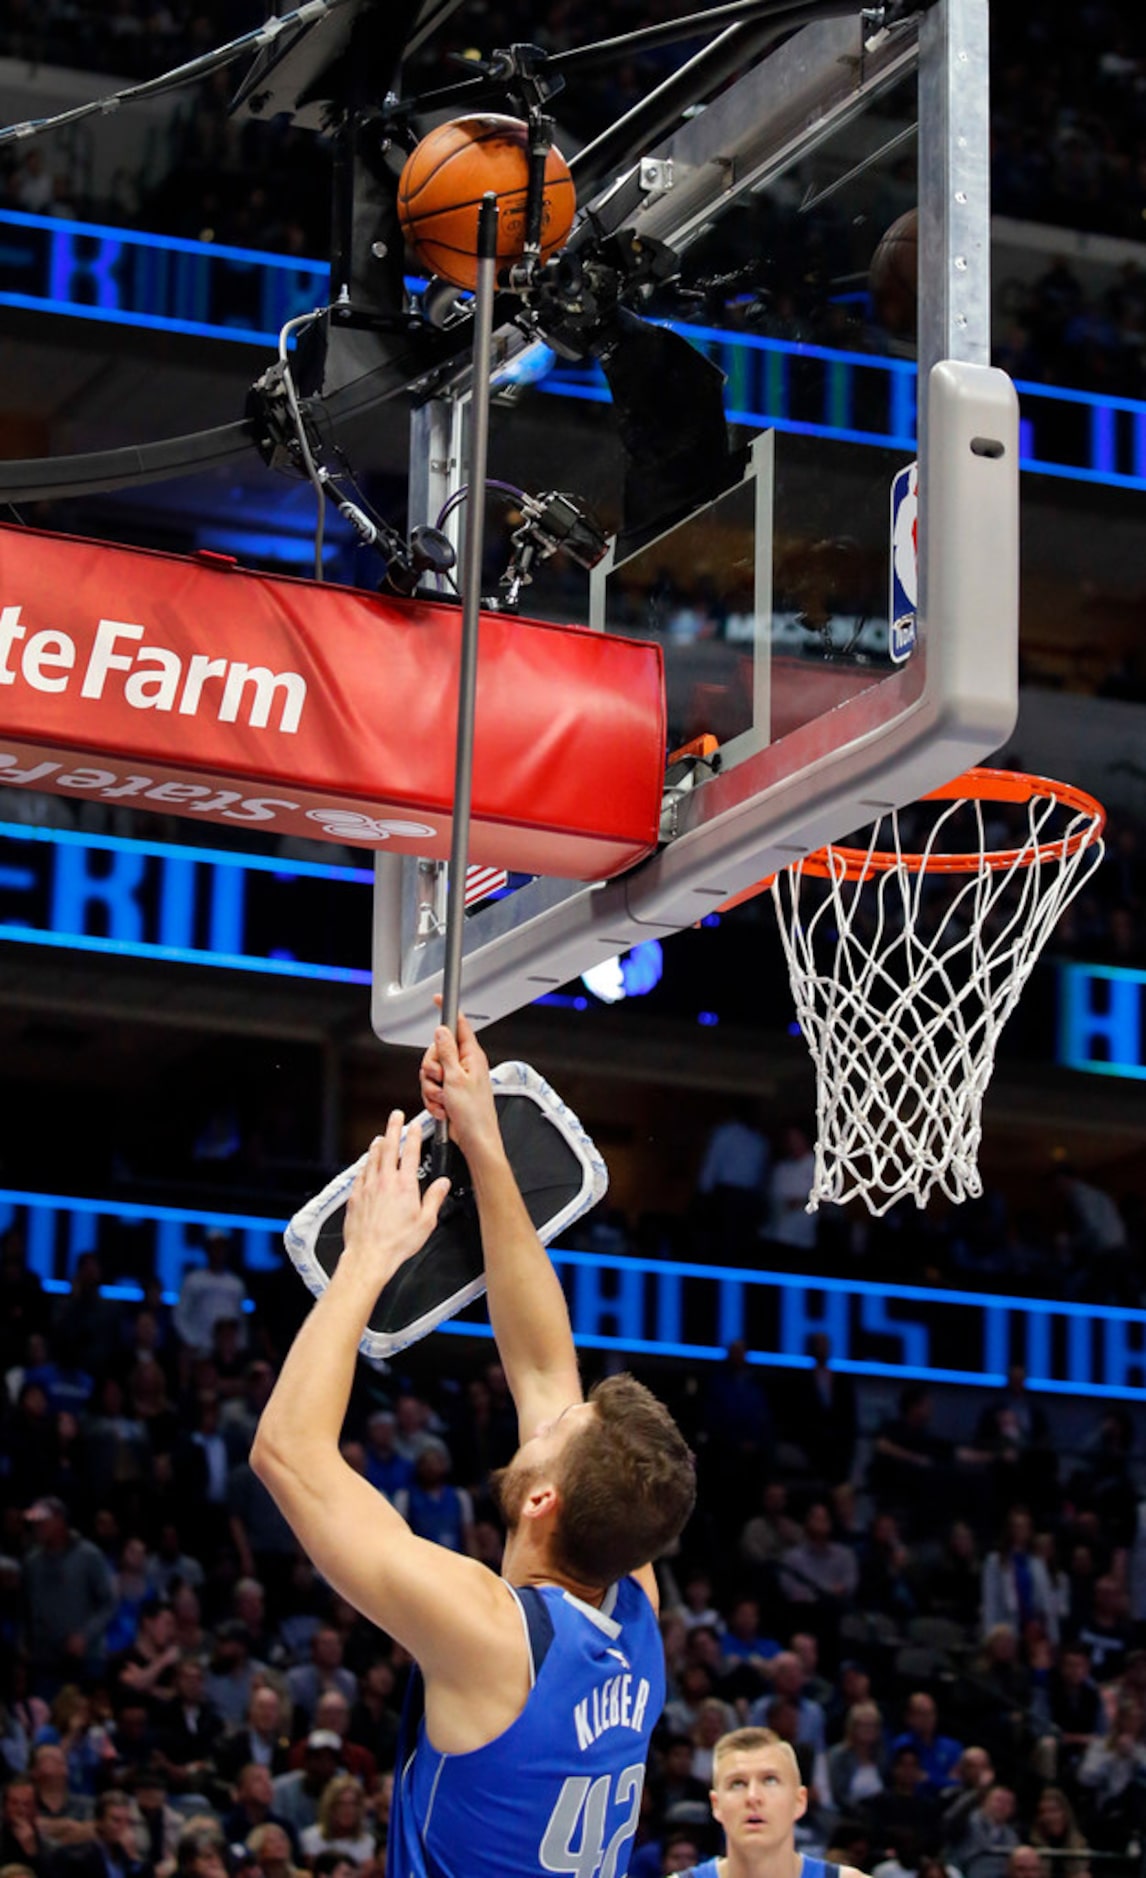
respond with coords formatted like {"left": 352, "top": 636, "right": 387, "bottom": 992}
{"left": 770, "top": 769, "right": 1106, "bottom": 1217}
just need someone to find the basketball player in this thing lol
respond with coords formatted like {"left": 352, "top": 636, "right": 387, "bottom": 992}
{"left": 252, "top": 1011, "right": 696, "bottom": 1878}
{"left": 685, "top": 1729, "right": 867, "bottom": 1878}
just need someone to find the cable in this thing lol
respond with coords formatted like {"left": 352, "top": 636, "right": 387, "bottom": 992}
{"left": 278, "top": 309, "right": 331, "bottom": 582}
{"left": 0, "top": 0, "right": 359, "bottom": 151}
{"left": 434, "top": 480, "right": 528, "bottom": 531}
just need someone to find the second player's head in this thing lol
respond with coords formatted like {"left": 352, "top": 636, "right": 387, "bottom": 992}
{"left": 709, "top": 1729, "right": 808, "bottom": 1853}
{"left": 492, "top": 1373, "right": 695, "bottom": 1587}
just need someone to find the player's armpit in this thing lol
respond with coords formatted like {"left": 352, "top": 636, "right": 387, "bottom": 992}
{"left": 253, "top": 1442, "right": 518, "bottom": 1687}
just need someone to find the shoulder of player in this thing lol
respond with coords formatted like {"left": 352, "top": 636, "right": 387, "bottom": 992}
{"left": 838, "top": 1863, "right": 869, "bottom": 1878}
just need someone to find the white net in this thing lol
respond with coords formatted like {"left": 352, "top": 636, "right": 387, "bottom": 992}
{"left": 770, "top": 777, "right": 1105, "bottom": 1217}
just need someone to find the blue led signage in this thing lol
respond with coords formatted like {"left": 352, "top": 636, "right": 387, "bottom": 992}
{"left": 5, "top": 1182, "right": 1146, "bottom": 1398}
{"left": 0, "top": 208, "right": 328, "bottom": 347}
{"left": 0, "top": 820, "right": 372, "bottom": 984}
{"left": 1058, "top": 960, "right": 1146, "bottom": 1082}
{"left": 2, "top": 210, "right": 1143, "bottom": 493}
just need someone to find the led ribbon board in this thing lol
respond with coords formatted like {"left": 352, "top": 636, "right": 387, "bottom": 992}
{"left": 6, "top": 1183, "right": 1146, "bottom": 1399}
{"left": 0, "top": 522, "right": 665, "bottom": 877}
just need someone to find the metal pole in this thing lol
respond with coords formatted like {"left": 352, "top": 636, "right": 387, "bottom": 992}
{"left": 434, "top": 193, "right": 499, "bottom": 1171}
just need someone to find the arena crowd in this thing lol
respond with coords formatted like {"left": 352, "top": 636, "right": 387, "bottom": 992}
{"left": 0, "top": 1225, "right": 1144, "bottom": 1875}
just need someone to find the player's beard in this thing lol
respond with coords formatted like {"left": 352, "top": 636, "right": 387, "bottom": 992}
{"left": 490, "top": 1452, "right": 546, "bottom": 1533}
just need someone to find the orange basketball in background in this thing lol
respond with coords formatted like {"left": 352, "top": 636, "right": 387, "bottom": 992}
{"left": 869, "top": 207, "right": 918, "bottom": 338}
{"left": 397, "top": 114, "right": 575, "bottom": 290}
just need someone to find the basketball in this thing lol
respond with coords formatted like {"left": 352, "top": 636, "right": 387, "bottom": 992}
{"left": 397, "top": 113, "right": 575, "bottom": 290}
{"left": 869, "top": 207, "right": 918, "bottom": 338}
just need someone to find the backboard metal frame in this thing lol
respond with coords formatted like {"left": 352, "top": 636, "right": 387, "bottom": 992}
{"left": 372, "top": 0, "right": 1019, "bottom": 1046}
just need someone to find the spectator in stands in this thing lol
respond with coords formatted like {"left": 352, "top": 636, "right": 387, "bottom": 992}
{"left": 890, "top": 1693, "right": 964, "bottom": 1795}
{"left": 298, "top": 1775, "right": 374, "bottom": 1866}
{"left": 702, "top": 1345, "right": 774, "bottom": 1536}
{"left": 1069, "top": 1409, "right": 1139, "bottom": 1547}
{"left": 825, "top": 1662, "right": 876, "bottom": 1746}
{"left": 826, "top": 1701, "right": 888, "bottom": 1813}
{"left": 869, "top": 1387, "right": 955, "bottom": 1534}
{"left": 965, "top": 1367, "right": 1057, "bottom": 1523}
{"left": 28, "top": 1743, "right": 92, "bottom": 1851}
{"left": 124, "top": 1766, "right": 181, "bottom": 1870}
{"left": 203, "top": 1623, "right": 263, "bottom": 1730}
{"left": 680, "top": 1574, "right": 724, "bottom": 1636}
{"left": 763, "top": 1127, "right": 818, "bottom": 1250}
{"left": 220, "top": 1363, "right": 276, "bottom": 1467}
{"left": 1029, "top": 1786, "right": 1090, "bottom": 1878}
{"left": 111, "top": 1597, "right": 180, "bottom": 1717}
{"left": 53, "top": 1256, "right": 122, "bottom": 1380}
{"left": 859, "top": 1745, "right": 943, "bottom": 1852}
{"left": 792, "top": 1335, "right": 858, "bottom": 1488}
{"left": 1031, "top": 1639, "right": 1103, "bottom": 1783}
{"left": 390, "top": 1438, "right": 476, "bottom": 1556}
{"left": 937, "top": 1748, "right": 997, "bottom": 1847}
{"left": 857, "top": 1513, "right": 916, "bottom": 1622}
{"left": 59, "top": 1789, "right": 153, "bottom": 1878}
{"left": 1052, "top": 1163, "right": 1129, "bottom": 1263}
{"left": 921, "top": 1521, "right": 981, "bottom": 1629}
{"left": 1072, "top": 1573, "right": 1134, "bottom": 1681}
{"left": 748, "top": 1654, "right": 826, "bottom": 1755}
{"left": 779, "top": 1502, "right": 859, "bottom": 1605}
{"left": 21, "top": 1498, "right": 115, "bottom": 1695}
{"left": 360, "top": 1413, "right": 413, "bottom": 1503}
{"left": 174, "top": 1236, "right": 247, "bottom": 1360}
{"left": 214, "top": 1686, "right": 291, "bottom": 1785}
{"left": 1076, "top": 1695, "right": 1146, "bottom": 1844}
{"left": 0, "top": 1233, "right": 48, "bottom": 1376}
{"left": 219, "top": 1764, "right": 296, "bottom": 1859}
{"left": 154, "top": 1657, "right": 225, "bottom": 1795}
{"left": 694, "top": 1099, "right": 770, "bottom": 1251}
{"left": 346, "top": 1659, "right": 399, "bottom": 1775}
{"left": 271, "top": 1736, "right": 344, "bottom": 1838}
{"left": 284, "top": 1692, "right": 374, "bottom": 1790}
{"left": 225, "top": 1456, "right": 298, "bottom": 1620}
{"left": 738, "top": 1482, "right": 802, "bottom": 1573}
{"left": 648, "top": 1734, "right": 711, "bottom": 1825}
{"left": 175, "top": 1825, "right": 230, "bottom": 1878}
{"left": 0, "top": 1775, "right": 48, "bottom": 1873}
{"left": 285, "top": 1629, "right": 356, "bottom": 1730}
{"left": 149, "top": 1526, "right": 203, "bottom": 1599}
{"left": 942, "top": 1783, "right": 1020, "bottom": 1878}
{"left": 245, "top": 1822, "right": 302, "bottom": 1878}
{"left": 981, "top": 1509, "right": 1061, "bottom": 1645}
{"left": 717, "top": 1598, "right": 780, "bottom": 1701}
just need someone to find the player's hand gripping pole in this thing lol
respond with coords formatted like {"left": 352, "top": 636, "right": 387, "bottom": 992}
{"left": 434, "top": 193, "right": 499, "bottom": 1178}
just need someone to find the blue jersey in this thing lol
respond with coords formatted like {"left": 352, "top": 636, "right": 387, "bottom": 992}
{"left": 387, "top": 1574, "right": 664, "bottom": 1878}
{"left": 687, "top": 1857, "right": 841, "bottom": 1878}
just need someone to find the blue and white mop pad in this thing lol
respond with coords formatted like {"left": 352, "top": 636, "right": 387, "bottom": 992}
{"left": 284, "top": 1062, "right": 608, "bottom": 1360}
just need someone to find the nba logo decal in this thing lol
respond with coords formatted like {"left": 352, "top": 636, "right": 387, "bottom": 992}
{"left": 889, "top": 461, "right": 918, "bottom": 664}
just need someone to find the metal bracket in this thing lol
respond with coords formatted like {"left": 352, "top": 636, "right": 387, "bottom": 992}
{"left": 638, "top": 156, "right": 675, "bottom": 202}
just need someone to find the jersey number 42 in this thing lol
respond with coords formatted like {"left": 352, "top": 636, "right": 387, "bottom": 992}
{"left": 540, "top": 1763, "right": 646, "bottom": 1878}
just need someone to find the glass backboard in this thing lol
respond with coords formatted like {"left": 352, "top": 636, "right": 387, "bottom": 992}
{"left": 373, "top": 0, "right": 1020, "bottom": 1045}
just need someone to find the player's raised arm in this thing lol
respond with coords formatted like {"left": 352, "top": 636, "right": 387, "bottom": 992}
{"left": 420, "top": 1013, "right": 582, "bottom": 1439}
{"left": 249, "top": 1117, "right": 514, "bottom": 1693}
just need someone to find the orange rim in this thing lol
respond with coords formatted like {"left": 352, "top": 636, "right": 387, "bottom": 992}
{"left": 793, "top": 768, "right": 1106, "bottom": 881}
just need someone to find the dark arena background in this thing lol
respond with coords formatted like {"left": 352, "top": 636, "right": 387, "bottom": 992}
{"left": 0, "top": 2, "right": 1146, "bottom": 1875}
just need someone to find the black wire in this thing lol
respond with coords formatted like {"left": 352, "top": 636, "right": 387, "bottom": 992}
{"left": 435, "top": 480, "right": 529, "bottom": 531}
{"left": 403, "top": 0, "right": 883, "bottom": 113}
{"left": 0, "top": 0, "right": 359, "bottom": 150}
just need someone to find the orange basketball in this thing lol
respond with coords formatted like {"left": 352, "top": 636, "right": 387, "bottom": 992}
{"left": 869, "top": 207, "right": 918, "bottom": 338}
{"left": 397, "top": 114, "right": 575, "bottom": 290}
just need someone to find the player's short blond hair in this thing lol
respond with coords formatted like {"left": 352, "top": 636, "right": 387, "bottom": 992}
{"left": 711, "top": 1727, "right": 803, "bottom": 1786}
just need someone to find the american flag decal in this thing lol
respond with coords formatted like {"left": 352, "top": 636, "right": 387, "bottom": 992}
{"left": 465, "top": 864, "right": 510, "bottom": 907}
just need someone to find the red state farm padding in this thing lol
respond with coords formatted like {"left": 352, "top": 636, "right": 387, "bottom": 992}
{"left": 0, "top": 524, "right": 666, "bottom": 878}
